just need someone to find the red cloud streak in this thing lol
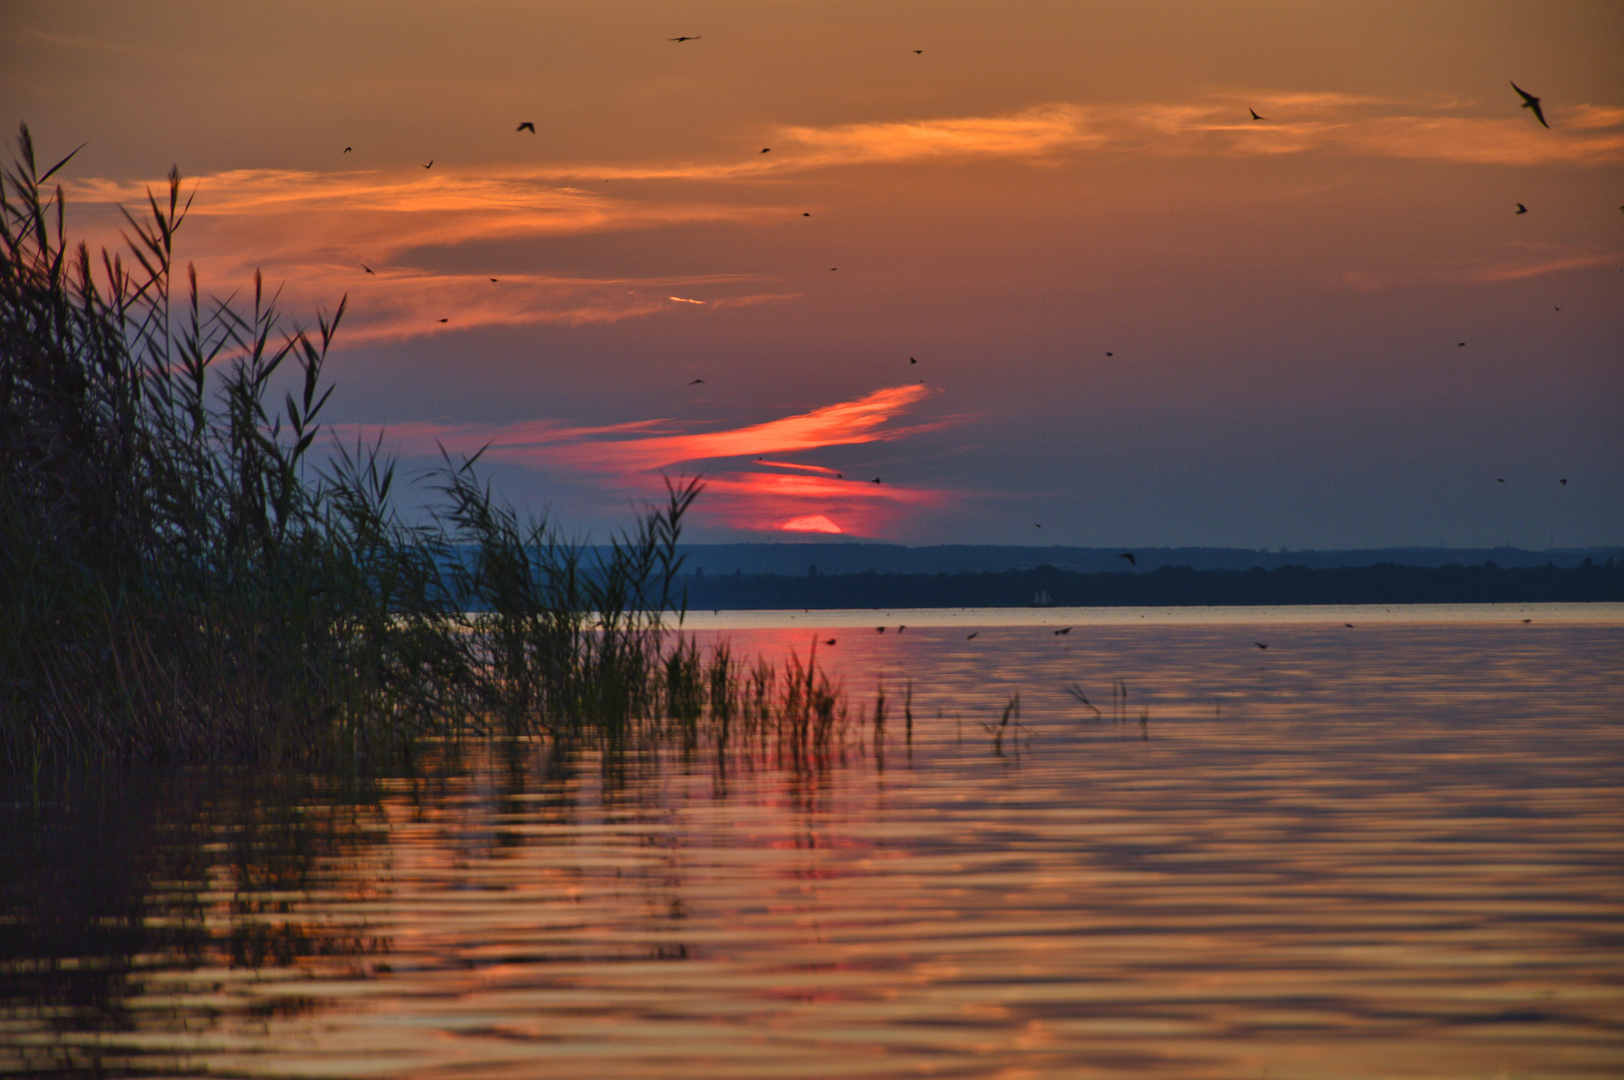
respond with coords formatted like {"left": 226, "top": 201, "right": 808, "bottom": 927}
{"left": 334, "top": 384, "right": 957, "bottom": 536}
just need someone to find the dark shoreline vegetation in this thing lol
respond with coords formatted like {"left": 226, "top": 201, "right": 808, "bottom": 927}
{"left": 5, "top": 126, "right": 859, "bottom": 775}
{"left": 679, "top": 559, "right": 1624, "bottom": 609}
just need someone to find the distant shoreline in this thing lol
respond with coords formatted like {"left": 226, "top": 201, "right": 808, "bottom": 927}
{"left": 675, "top": 560, "right": 1623, "bottom": 610}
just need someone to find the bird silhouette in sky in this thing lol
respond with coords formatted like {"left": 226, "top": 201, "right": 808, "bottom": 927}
{"left": 437, "top": 318, "right": 448, "bottom": 323}
{"left": 1119, "top": 552, "right": 1137, "bottom": 566}
{"left": 1516, "top": 203, "right": 1528, "bottom": 214}
{"left": 1497, "top": 477, "right": 1505, "bottom": 482}
{"left": 876, "top": 626, "right": 885, "bottom": 633}
{"left": 1105, "top": 351, "right": 1113, "bottom": 357}
{"left": 1344, "top": 623, "right": 1354, "bottom": 628}
{"left": 1511, "top": 81, "right": 1549, "bottom": 128}
{"left": 803, "top": 212, "right": 811, "bottom": 216}
{"left": 1458, "top": 342, "right": 1467, "bottom": 347}
{"left": 362, "top": 264, "right": 375, "bottom": 274}
{"left": 1054, "top": 627, "right": 1071, "bottom": 635}
{"left": 1035, "top": 523, "right": 1041, "bottom": 528}
{"left": 1560, "top": 478, "right": 1568, "bottom": 486}
{"left": 517, "top": 122, "right": 535, "bottom": 133}
{"left": 689, "top": 379, "right": 705, "bottom": 385}
{"left": 343, "top": 147, "right": 352, "bottom": 153}
{"left": 910, "top": 357, "right": 917, "bottom": 364}
{"left": 1254, "top": 642, "right": 1268, "bottom": 650}
{"left": 898, "top": 625, "right": 906, "bottom": 632}
{"left": 824, "top": 638, "right": 837, "bottom": 646}
{"left": 872, "top": 477, "right": 882, "bottom": 484}
{"left": 914, "top": 49, "right": 923, "bottom": 54}
{"left": 668, "top": 35, "right": 700, "bottom": 42}
{"left": 423, "top": 160, "right": 433, "bottom": 169}
{"left": 1250, "top": 108, "right": 1267, "bottom": 120}
{"left": 760, "top": 147, "right": 771, "bottom": 153}
{"left": 490, "top": 277, "right": 498, "bottom": 283}
{"left": 967, "top": 632, "right": 978, "bottom": 640}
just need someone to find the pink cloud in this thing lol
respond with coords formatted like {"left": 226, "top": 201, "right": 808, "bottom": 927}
{"left": 332, "top": 384, "right": 958, "bottom": 536}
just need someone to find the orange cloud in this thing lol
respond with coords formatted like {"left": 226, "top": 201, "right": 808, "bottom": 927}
{"left": 332, "top": 384, "right": 957, "bottom": 536}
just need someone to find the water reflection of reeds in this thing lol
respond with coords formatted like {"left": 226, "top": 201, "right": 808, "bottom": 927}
{"left": 4, "top": 621, "right": 1620, "bottom": 1079}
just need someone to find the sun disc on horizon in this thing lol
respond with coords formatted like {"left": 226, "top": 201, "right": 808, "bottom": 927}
{"left": 782, "top": 515, "right": 842, "bottom": 534}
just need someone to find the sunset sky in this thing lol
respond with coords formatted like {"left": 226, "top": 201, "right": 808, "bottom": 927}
{"left": 4, "top": 1, "right": 1620, "bottom": 547}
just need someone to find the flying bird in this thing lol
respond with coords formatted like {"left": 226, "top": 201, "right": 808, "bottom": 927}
{"left": 1510, "top": 81, "right": 1549, "bottom": 128}
{"left": 343, "top": 147, "right": 352, "bottom": 153}
{"left": 362, "top": 264, "right": 375, "bottom": 275}
{"left": 1560, "top": 478, "right": 1567, "bottom": 486}
{"left": 913, "top": 49, "right": 923, "bottom": 54}
{"left": 876, "top": 626, "right": 885, "bottom": 633}
{"left": 760, "top": 147, "right": 771, "bottom": 153}
{"left": 517, "top": 122, "right": 535, "bottom": 133}
{"left": 1344, "top": 623, "right": 1354, "bottom": 628}
{"left": 1054, "top": 627, "right": 1071, "bottom": 635}
{"left": 1105, "top": 351, "right": 1113, "bottom": 357}
{"left": 1118, "top": 552, "right": 1137, "bottom": 566}
{"left": 689, "top": 379, "right": 705, "bottom": 385}
{"left": 490, "top": 278, "right": 498, "bottom": 283}
{"left": 1250, "top": 108, "right": 1267, "bottom": 121}
{"left": 824, "top": 638, "right": 837, "bottom": 646}
{"left": 423, "top": 160, "right": 433, "bottom": 169}
{"left": 1035, "top": 523, "right": 1041, "bottom": 528}
{"left": 897, "top": 625, "right": 906, "bottom": 632}
{"left": 803, "top": 212, "right": 810, "bottom": 216}
{"left": 966, "top": 632, "right": 978, "bottom": 640}
{"left": 668, "top": 35, "right": 700, "bottom": 42}
{"left": 1458, "top": 342, "right": 1466, "bottom": 347}
{"left": 1497, "top": 477, "right": 1505, "bottom": 482}
{"left": 1254, "top": 642, "right": 1268, "bottom": 650}
{"left": 437, "top": 318, "right": 448, "bottom": 323}
{"left": 872, "top": 477, "right": 882, "bottom": 484}
{"left": 909, "top": 357, "right": 917, "bottom": 364}
{"left": 1516, "top": 203, "right": 1528, "bottom": 214}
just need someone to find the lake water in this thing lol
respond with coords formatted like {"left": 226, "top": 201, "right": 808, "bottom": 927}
{"left": 5, "top": 606, "right": 1622, "bottom": 1078}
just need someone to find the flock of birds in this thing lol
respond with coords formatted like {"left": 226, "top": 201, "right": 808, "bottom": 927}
{"left": 343, "top": 54, "right": 1589, "bottom": 509}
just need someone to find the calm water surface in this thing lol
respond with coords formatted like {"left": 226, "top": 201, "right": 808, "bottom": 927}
{"left": 5, "top": 607, "right": 1621, "bottom": 1078}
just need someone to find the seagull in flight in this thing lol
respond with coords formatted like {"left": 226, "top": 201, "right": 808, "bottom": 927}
{"left": 966, "top": 632, "right": 978, "bottom": 640}
{"left": 517, "top": 122, "right": 535, "bottom": 133}
{"left": 437, "top": 318, "right": 449, "bottom": 323}
{"left": 423, "top": 160, "right": 433, "bottom": 169}
{"left": 760, "top": 147, "right": 771, "bottom": 153}
{"left": 910, "top": 357, "right": 917, "bottom": 364}
{"left": 689, "top": 379, "right": 705, "bottom": 385}
{"left": 914, "top": 49, "right": 923, "bottom": 54}
{"left": 1118, "top": 552, "right": 1137, "bottom": 566}
{"left": 1511, "top": 82, "right": 1549, "bottom": 128}
{"left": 1249, "top": 108, "right": 1267, "bottom": 121}
{"left": 1516, "top": 203, "right": 1528, "bottom": 214}
{"left": 343, "top": 146, "right": 352, "bottom": 153}
{"left": 872, "top": 477, "right": 882, "bottom": 484}
{"left": 362, "top": 264, "right": 375, "bottom": 275}
{"left": 668, "top": 35, "right": 700, "bottom": 42}
{"left": 1254, "top": 641, "right": 1268, "bottom": 650}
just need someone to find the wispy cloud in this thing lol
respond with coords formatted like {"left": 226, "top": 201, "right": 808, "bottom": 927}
{"left": 58, "top": 91, "right": 1619, "bottom": 345}
{"left": 1331, "top": 248, "right": 1621, "bottom": 292}
{"left": 333, "top": 384, "right": 957, "bottom": 536}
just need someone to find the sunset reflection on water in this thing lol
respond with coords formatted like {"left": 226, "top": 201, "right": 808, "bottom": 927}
{"left": 4, "top": 609, "right": 1620, "bottom": 1078}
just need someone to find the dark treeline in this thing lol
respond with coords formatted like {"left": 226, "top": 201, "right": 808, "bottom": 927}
{"left": 679, "top": 559, "right": 1624, "bottom": 609}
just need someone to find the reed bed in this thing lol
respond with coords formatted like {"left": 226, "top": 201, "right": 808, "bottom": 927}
{"left": 2, "top": 126, "right": 883, "bottom": 775}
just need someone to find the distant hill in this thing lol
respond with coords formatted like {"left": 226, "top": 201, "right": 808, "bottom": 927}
{"left": 669, "top": 543, "right": 1624, "bottom": 577}
{"left": 674, "top": 558, "right": 1622, "bottom": 610}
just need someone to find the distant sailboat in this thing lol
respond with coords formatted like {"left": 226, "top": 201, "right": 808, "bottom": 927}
{"left": 1033, "top": 590, "right": 1054, "bottom": 607}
